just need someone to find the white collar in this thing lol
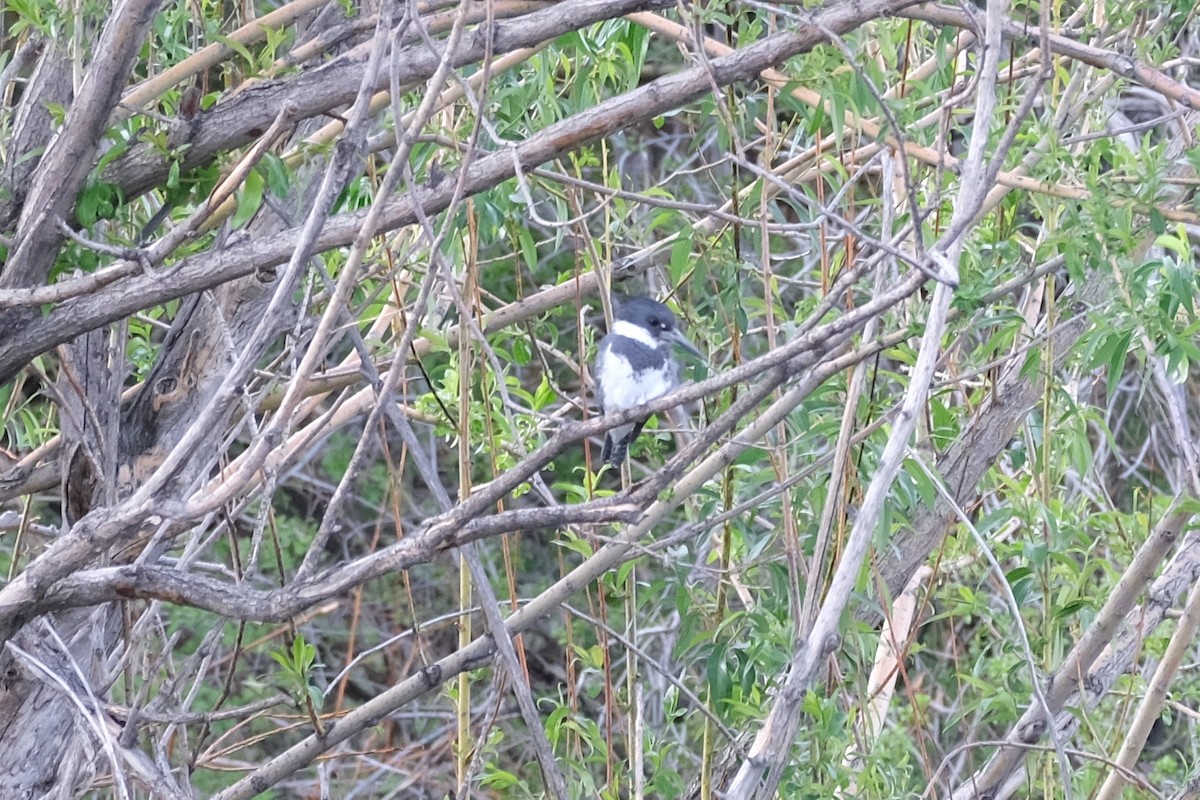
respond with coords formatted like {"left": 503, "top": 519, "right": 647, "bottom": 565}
{"left": 611, "top": 319, "right": 658, "bottom": 347}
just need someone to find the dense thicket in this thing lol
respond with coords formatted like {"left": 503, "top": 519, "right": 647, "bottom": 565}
{"left": 2, "top": 0, "right": 1200, "bottom": 797}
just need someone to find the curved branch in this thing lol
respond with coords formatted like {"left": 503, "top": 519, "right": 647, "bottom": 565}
{"left": 39, "top": 500, "right": 644, "bottom": 620}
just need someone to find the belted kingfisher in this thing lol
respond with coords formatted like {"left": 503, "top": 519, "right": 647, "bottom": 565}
{"left": 593, "top": 295, "right": 702, "bottom": 468}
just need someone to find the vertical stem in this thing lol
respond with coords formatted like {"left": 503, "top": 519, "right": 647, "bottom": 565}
{"left": 455, "top": 201, "right": 478, "bottom": 790}
{"left": 1038, "top": 272, "right": 1057, "bottom": 794}
{"left": 701, "top": 469, "right": 735, "bottom": 800}
{"left": 627, "top": 559, "right": 641, "bottom": 799}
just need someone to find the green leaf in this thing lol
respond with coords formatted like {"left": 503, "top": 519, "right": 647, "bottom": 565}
{"left": 213, "top": 33, "right": 257, "bottom": 65}
{"left": 95, "top": 138, "right": 131, "bottom": 172}
{"left": 481, "top": 769, "right": 519, "bottom": 789}
{"left": 1149, "top": 207, "right": 1166, "bottom": 234}
{"left": 261, "top": 152, "right": 291, "bottom": 196}
{"left": 517, "top": 226, "right": 538, "bottom": 271}
{"left": 558, "top": 535, "right": 593, "bottom": 559}
{"left": 1154, "top": 231, "right": 1189, "bottom": 258}
{"left": 1105, "top": 329, "right": 1133, "bottom": 398}
{"left": 616, "top": 559, "right": 636, "bottom": 587}
{"left": 1054, "top": 599, "right": 1088, "bottom": 619}
{"left": 231, "top": 168, "right": 265, "bottom": 228}
{"left": 706, "top": 645, "right": 732, "bottom": 705}
{"left": 76, "top": 187, "right": 98, "bottom": 228}
{"left": 669, "top": 231, "right": 694, "bottom": 285}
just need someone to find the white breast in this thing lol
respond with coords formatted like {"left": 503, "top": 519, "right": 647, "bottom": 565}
{"left": 596, "top": 345, "right": 677, "bottom": 412}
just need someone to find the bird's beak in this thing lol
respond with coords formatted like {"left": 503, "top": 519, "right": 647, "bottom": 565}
{"left": 666, "top": 328, "right": 703, "bottom": 360}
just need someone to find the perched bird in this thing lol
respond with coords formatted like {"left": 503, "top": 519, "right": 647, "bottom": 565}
{"left": 593, "top": 295, "right": 702, "bottom": 469}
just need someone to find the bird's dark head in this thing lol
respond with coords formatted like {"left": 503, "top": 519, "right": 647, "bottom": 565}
{"left": 616, "top": 296, "right": 676, "bottom": 334}
{"left": 613, "top": 296, "right": 702, "bottom": 357}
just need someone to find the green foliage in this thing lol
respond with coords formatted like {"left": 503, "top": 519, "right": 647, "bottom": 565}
{"left": 6, "top": 0, "right": 63, "bottom": 38}
{"left": 5, "top": 1, "right": 1200, "bottom": 797}
{"left": 230, "top": 166, "right": 265, "bottom": 228}
{"left": 74, "top": 177, "right": 122, "bottom": 228}
{"left": 0, "top": 381, "right": 56, "bottom": 452}
{"left": 270, "top": 634, "right": 323, "bottom": 711}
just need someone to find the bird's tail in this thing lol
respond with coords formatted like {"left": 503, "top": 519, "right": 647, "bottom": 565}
{"left": 602, "top": 421, "right": 645, "bottom": 468}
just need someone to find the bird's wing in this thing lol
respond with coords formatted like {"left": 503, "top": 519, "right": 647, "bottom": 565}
{"left": 594, "top": 335, "right": 613, "bottom": 411}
